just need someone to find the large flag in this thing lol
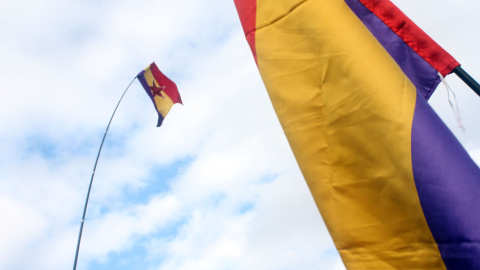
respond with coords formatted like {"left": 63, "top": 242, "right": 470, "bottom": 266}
{"left": 234, "top": 0, "right": 480, "bottom": 269}
{"left": 137, "top": 62, "right": 182, "bottom": 127}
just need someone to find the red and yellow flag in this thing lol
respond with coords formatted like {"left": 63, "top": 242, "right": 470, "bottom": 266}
{"left": 137, "top": 62, "right": 182, "bottom": 127}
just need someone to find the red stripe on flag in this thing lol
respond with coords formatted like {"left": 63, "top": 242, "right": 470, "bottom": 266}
{"left": 234, "top": 0, "right": 257, "bottom": 64}
{"left": 150, "top": 63, "right": 183, "bottom": 105}
{"left": 359, "top": 0, "right": 459, "bottom": 76}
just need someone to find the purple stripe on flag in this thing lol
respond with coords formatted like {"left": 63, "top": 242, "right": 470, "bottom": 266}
{"left": 345, "top": 0, "right": 441, "bottom": 99}
{"left": 137, "top": 70, "right": 164, "bottom": 127}
{"left": 411, "top": 93, "right": 480, "bottom": 269}
{"left": 137, "top": 70, "right": 155, "bottom": 101}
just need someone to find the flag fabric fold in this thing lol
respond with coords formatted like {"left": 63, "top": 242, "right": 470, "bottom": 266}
{"left": 137, "top": 62, "right": 182, "bottom": 127}
{"left": 233, "top": 0, "right": 480, "bottom": 269}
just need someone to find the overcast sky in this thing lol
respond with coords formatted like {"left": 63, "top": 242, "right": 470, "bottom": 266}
{"left": 0, "top": 0, "right": 479, "bottom": 269}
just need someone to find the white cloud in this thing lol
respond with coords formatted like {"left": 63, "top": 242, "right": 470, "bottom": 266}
{"left": 0, "top": 195, "right": 49, "bottom": 268}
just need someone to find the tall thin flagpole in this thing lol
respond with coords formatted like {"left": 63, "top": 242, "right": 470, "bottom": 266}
{"left": 73, "top": 76, "right": 137, "bottom": 270}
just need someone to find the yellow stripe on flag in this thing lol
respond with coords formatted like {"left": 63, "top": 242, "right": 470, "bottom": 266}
{"left": 154, "top": 93, "right": 174, "bottom": 117}
{"left": 254, "top": 0, "right": 446, "bottom": 268}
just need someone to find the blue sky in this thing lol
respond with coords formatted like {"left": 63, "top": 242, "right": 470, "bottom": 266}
{"left": 0, "top": 0, "right": 479, "bottom": 269}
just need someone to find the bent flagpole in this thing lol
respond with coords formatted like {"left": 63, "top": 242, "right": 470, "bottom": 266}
{"left": 72, "top": 76, "right": 136, "bottom": 270}
{"left": 72, "top": 62, "right": 181, "bottom": 270}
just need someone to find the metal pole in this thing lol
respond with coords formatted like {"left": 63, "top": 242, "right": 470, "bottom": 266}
{"left": 453, "top": 66, "right": 480, "bottom": 97}
{"left": 73, "top": 76, "right": 137, "bottom": 270}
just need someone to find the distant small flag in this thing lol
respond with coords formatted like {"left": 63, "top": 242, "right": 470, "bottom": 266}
{"left": 137, "top": 62, "right": 182, "bottom": 127}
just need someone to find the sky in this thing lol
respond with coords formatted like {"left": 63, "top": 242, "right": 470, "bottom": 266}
{"left": 0, "top": 0, "right": 479, "bottom": 269}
